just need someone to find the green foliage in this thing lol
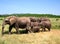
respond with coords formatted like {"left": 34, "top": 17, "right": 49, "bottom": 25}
{"left": 0, "top": 14, "right": 60, "bottom": 18}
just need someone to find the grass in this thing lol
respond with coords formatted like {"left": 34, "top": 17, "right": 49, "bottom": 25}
{"left": 0, "top": 17, "right": 60, "bottom": 44}
{"left": 0, "top": 29, "right": 60, "bottom": 44}
{"left": 50, "top": 18, "right": 60, "bottom": 29}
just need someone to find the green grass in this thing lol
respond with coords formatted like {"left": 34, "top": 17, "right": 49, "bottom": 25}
{"left": 0, "top": 14, "right": 60, "bottom": 18}
{"left": 50, "top": 18, "right": 60, "bottom": 29}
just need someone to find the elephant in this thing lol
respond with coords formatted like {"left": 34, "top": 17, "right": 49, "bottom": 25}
{"left": 29, "top": 17, "right": 51, "bottom": 32}
{"left": 30, "top": 17, "right": 50, "bottom": 22}
{"left": 2, "top": 16, "right": 32, "bottom": 35}
{"left": 30, "top": 22, "right": 40, "bottom": 32}
{"left": 36, "top": 17, "right": 51, "bottom": 31}
{"left": 38, "top": 17, "right": 50, "bottom": 22}
{"left": 39, "top": 21, "right": 51, "bottom": 31}
{"left": 29, "top": 17, "right": 38, "bottom": 22}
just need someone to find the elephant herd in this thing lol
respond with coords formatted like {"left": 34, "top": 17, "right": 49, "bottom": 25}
{"left": 2, "top": 16, "right": 51, "bottom": 35}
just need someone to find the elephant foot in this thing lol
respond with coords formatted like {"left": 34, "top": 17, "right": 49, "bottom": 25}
{"left": 44, "top": 30, "right": 46, "bottom": 32}
{"left": 27, "top": 31, "right": 31, "bottom": 33}
{"left": 28, "top": 31, "right": 33, "bottom": 33}
{"left": 16, "top": 32, "right": 20, "bottom": 34}
{"left": 48, "top": 30, "right": 50, "bottom": 31}
{"left": 48, "top": 28, "right": 50, "bottom": 31}
{"left": 28, "top": 31, "right": 30, "bottom": 33}
{"left": 42, "top": 30, "right": 46, "bottom": 32}
{"left": 9, "top": 32, "right": 11, "bottom": 35}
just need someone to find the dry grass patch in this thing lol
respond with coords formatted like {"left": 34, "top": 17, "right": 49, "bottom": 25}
{"left": 0, "top": 29, "right": 60, "bottom": 44}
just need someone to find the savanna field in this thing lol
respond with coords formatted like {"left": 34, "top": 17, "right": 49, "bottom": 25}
{"left": 0, "top": 14, "right": 60, "bottom": 44}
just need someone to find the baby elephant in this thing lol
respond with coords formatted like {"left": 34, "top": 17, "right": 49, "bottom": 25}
{"left": 39, "top": 21, "right": 51, "bottom": 31}
{"left": 30, "top": 22, "right": 40, "bottom": 33}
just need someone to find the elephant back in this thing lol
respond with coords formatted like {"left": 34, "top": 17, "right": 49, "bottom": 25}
{"left": 38, "top": 17, "right": 50, "bottom": 22}
{"left": 29, "top": 17, "right": 38, "bottom": 22}
{"left": 18, "top": 17, "right": 30, "bottom": 23}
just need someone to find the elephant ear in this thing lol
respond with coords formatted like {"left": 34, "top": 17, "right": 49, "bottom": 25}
{"left": 9, "top": 17, "right": 16, "bottom": 25}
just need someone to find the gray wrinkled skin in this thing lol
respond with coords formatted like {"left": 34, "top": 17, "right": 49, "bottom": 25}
{"left": 2, "top": 16, "right": 31, "bottom": 35}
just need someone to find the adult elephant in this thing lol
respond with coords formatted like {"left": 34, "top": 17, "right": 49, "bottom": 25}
{"left": 29, "top": 17, "right": 38, "bottom": 22}
{"left": 38, "top": 17, "right": 51, "bottom": 31}
{"left": 38, "top": 17, "right": 50, "bottom": 22}
{"left": 2, "top": 16, "right": 31, "bottom": 35}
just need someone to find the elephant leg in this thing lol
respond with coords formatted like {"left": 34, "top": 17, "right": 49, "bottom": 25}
{"left": 25, "top": 27, "right": 29, "bottom": 32}
{"left": 42, "top": 28, "right": 44, "bottom": 32}
{"left": 47, "top": 28, "right": 50, "bottom": 31}
{"left": 2, "top": 26, "right": 4, "bottom": 35}
{"left": 42, "top": 27, "right": 46, "bottom": 32}
{"left": 9, "top": 26, "right": 13, "bottom": 34}
{"left": 44, "top": 28, "right": 46, "bottom": 31}
{"left": 14, "top": 23, "right": 20, "bottom": 34}
{"left": 26, "top": 23, "right": 32, "bottom": 33}
{"left": 15, "top": 27, "right": 19, "bottom": 34}
{"left": 26, "top": 26, "right": 33, "bottom": 33}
